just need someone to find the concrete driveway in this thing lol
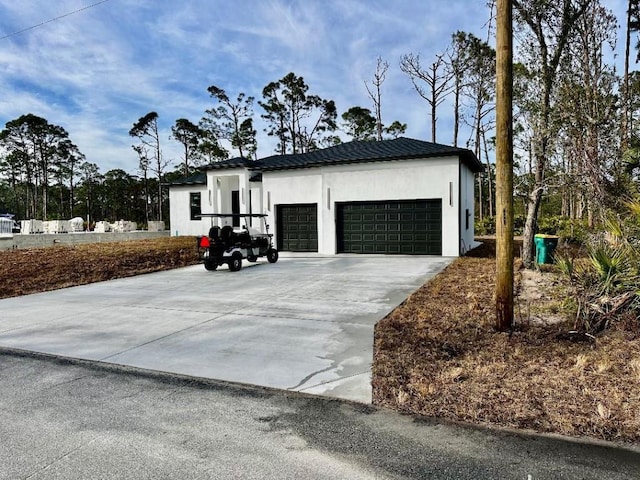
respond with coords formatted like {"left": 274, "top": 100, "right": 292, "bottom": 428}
{"left": 0, "top": 255, "right": 452, "bottom": 402}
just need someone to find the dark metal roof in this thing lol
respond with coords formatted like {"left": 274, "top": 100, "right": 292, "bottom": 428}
{"left": 195, "top": 138, "right": 483, "bottom": 175}
{"left": 204, "top": 157, "right": 256, "bottom": 170}
{"left": 256, "top": 137, "right": 484, "bottom": 173}
{"left": 165, "top": 171, "right": 206, "bottom": 186}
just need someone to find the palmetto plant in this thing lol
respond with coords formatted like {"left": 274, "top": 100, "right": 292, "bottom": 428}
{"left": 587, "top": 243, "right": 637, "bottom": 296}
{"left": 557, "top": 200, "right": 640, "bottom": 334}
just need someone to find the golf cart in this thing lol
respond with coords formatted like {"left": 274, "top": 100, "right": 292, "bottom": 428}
{"left": 197, "top": 213, "right": 278, "bottom": 272}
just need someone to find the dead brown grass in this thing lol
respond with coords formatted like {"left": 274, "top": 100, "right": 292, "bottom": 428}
{"left": 0, "top": 237, "right": 200, "bottom": 299}
{"left": 373, "top": 240, "right": 640, "bottom": 444}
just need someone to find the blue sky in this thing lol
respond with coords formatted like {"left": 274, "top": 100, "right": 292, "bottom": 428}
{"left": 0, "top": 0, "right": 630, "bottom": 175}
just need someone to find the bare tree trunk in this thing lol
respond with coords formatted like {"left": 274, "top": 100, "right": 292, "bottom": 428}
{"left": 475, "top": 106, "right": 483, "bottom": 219}
{"left": 521, "top": 181, "right": 543, "bottom": 268}
{"left": 622, "top": 0, "right": 632, "bottom": 149}
{"left": 477, "top": 175, "right": 484, "bottom": 221}
{"left": 482, "top": 129, "right": 494, "bottom": 217}
{"left": 365, "top": 57, "right": 389, "bottom": 142}
{"left": 453, "top": 86, "right": 460, "bottom": 147}
{"left": 431, "top": 64, "right": 438, "bottom": 143}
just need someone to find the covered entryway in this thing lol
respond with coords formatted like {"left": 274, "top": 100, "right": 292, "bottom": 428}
{"left": 336, "top": 199, "right": 442, "bottom": 255}
{"left": 276, "top": 203, "right": 318, "bottom": 252}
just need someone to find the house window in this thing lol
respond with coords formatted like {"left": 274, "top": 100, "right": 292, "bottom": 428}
{"left": 190, "top": 192, "right": 201, "bottom": 220}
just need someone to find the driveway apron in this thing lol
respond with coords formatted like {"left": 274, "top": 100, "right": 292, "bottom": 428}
{"left": 0, "top": 255, "right": 452, "bottom": 402}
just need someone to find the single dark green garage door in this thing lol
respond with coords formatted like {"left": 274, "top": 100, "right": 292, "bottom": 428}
{"left": 336, "top": 199, "right": 442, "bottom": 255}
{"left": 277, "top": 203, "right": 318, "bottom": 252}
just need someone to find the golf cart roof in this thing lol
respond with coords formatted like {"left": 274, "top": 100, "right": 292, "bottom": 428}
{"left": 197, "top": 213, "right": 267, "bottom": 218}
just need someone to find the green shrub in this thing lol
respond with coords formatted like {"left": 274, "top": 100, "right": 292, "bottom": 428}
{"left": 536, "top": 216, "right": 589, "bottom": 244}
{"left": 475, "top": 216, "right": 496, "bottom": 235}
{"left": 556, "top": 202, "right": 640, "bottom": 334}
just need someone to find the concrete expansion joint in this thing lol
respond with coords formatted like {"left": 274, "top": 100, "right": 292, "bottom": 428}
{"left": 98, "top": 314, "right": 228, "bottom": 361}
{"left": 125, "top": 304, "right": 229, "bottom": 315}
{"left": 23, "top": 437, "right": 98, "bottom": 479}
{"left": 233, "top": 310, "right": 374, "bottom": 326}
{"left": 41, "top": 373, "right": 101, "bottom": 392}
{"left": 296, "top": 369, "right": 371, "bottom": 392}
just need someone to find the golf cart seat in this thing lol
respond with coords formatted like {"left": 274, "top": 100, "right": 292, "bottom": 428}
{"left": 208, "top": 226, "right": 220, "bottom": 242}
{"left": 220, "top": 225, "right": 234, "bottom": 247}
{"left": 235, "top": 227, "right": 252, "bottom": 246}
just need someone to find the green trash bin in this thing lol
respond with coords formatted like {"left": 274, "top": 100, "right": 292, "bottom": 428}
{"left": 534, "top": 234, "right": 559, "bottom": 264}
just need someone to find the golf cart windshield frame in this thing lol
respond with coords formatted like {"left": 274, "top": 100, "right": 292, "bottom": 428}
{"left": 197, "top": 213, "right": 267, "bottom": 218}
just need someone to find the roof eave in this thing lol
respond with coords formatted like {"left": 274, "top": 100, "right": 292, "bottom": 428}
{"left": 257, "top": 152, "right": 483, "bottom": 172}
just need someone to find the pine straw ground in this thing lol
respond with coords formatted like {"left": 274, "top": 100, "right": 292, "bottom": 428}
{"left": 373, "top": 239, "right": 640, "bottom": 444}
{"left": 0, "top": 237, "right": 200, "bottom": 299}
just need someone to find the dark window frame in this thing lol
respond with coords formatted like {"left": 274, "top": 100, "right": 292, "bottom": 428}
{"left": 190, "top": 192, "right": 201, "bottom": 221}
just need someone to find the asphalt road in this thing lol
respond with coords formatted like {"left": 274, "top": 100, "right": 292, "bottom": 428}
{"left": 1, "top": 350, "right": 638, "bottom": 480}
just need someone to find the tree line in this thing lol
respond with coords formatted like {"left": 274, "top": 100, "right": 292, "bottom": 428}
{"left": 0, "top": 70, "right": 408, "bottom": 225}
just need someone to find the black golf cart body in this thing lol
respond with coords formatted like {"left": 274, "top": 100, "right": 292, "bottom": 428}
{"left": 197, "top": 213, "right": 278, "bottom": 271}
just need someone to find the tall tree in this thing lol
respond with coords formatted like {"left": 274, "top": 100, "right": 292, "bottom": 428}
{"left": 364, "top": 57, "right": 389, "bottom": 141}
{"left": 462, "top": 33, "right": 497, "bottom": 219}
{"left": 259, "top": 72, "right": 338, "bottom": 154}
{"left": 341, "top": 106, "right": 377, "bottom": 141}
{"left": 383, "top": 120, "right": 407, "bottom": 139}
{"left": 513, "top": 0, "right": 594, "bottom": 268}
{"left": 400, "top": 52, "right": 453, "bottom": 142}
{"left": 77, "top": 161, "right": 101, "bottom": 228}
{"left": 0, "top": 114, "right": 74, "bottom": 220}
{"left": 171, "top": 118, "right": 205, "bottom": 175}
{"left": 202, "top": 86, "right": 257, "bottom": 159}
{"left": 129, "top": 112, "right": 167, "bottom": 221}
{"left": 102, "top": 169, "right": 135, "bottom": 221}
{"left": 52, "top": 139, "right": 84, "bottom": 218}
{"left": 0, "top": 150, "right": 26, "bottom": 217}
{"left": 197, "top": 130, "right": 229, "bottom": 163}
{"left": 132, "top": 144, "right": 150, "bottom": 224}
{"left": 447, "top": 32, "right": 473, "bottom": 147}
{"left": 558, "top": 2, "right": 617, "bottom": 222}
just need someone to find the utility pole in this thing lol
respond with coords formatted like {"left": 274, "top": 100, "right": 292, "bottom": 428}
{"left": 495, "top": 0, "right": 514, "bottom": 331}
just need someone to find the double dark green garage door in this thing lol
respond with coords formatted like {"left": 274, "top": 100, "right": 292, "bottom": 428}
{"left": 336, "top": 199, "right": 442, "bottom": 255}
{"left": 277, "top": 200, "right": 442, "bottom": 255}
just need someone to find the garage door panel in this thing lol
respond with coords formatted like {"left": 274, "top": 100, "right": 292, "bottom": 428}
{"left": 277, "top": 204, "right": 318, "bottom": 252}
{"left": 337, "top": 200, "right": 442, "bottom": 255}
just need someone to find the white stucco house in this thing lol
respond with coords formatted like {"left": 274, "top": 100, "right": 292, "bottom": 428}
{"left": 168, "top": 137, "right": 483, "bottom": 257}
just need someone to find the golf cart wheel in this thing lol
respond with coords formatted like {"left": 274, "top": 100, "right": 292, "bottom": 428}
{"left": 247, "top": 255, "right": 258, "bottom": 263}
{"left": 204, "top": 260, "right": 218, "bottom": 271}
{"left": 229, "top": 253, "right": 243, "bottom": 272}
{"left": 267, "top": 248, "right": 279, "bottom": 263}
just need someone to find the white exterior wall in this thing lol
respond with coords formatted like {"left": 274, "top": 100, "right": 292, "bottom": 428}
{"left": 169, "top": 184, "right": 208, "bottom": 236}
{"left": 263, "top": 171, "right": 323, "bottom": 241}
{"left": 262, "top": 157, "right": 465, "bottom": 257}
{"left": 459, "top": 163, "right": 476, "bottom": 254}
